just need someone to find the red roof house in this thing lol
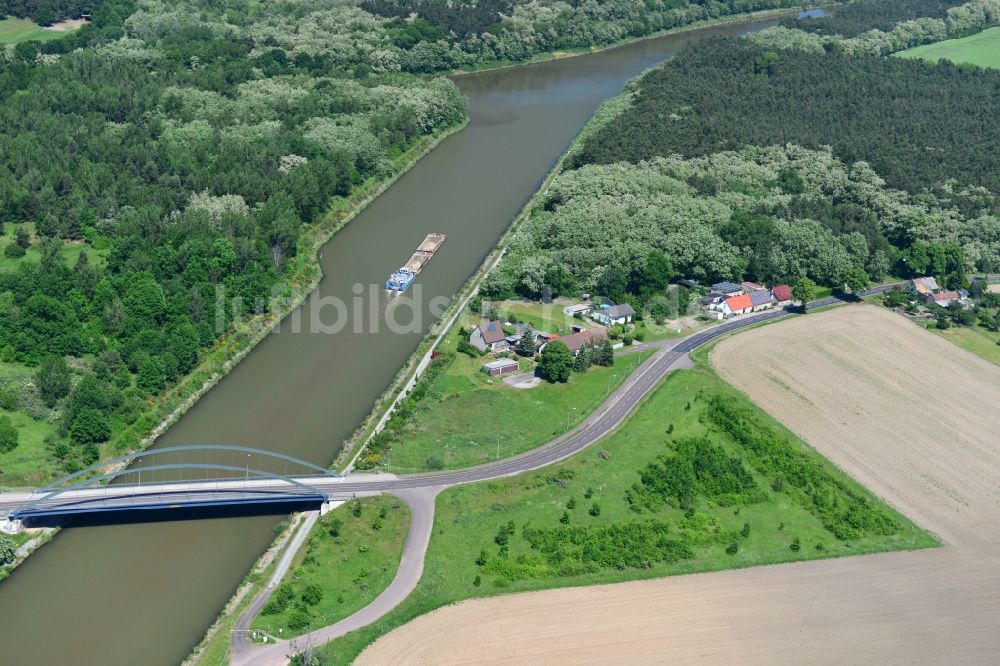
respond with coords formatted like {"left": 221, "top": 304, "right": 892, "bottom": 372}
{"left": 724, "top": 293, "right": 753, "bottom": 316}
{"left": 771, "top": 284, "right": 793, "bottom": 303}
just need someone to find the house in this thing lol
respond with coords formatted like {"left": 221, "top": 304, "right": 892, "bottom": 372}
{"left": 701, "top": 292, "right": 726, "bottom": 306}
{"left": 748, "top": 289, "right": 776, "bottom": 312}
{"left": 911, "top": 277, "right": 940, "bottom": 296}
{"left": 481, "top": 358, "right": 520, "bottom": 376}
{"left": 742, "top": 281, "right": 765, "bottom": 292}
{"left": 542, "top": 328, "right": 608, "bottom": 356}
{"left": 592, "top": 303, "right": 635, "bottom": 327}
{"left": 932, "top": 291, "right": 964, "bottom": 308}
{"left": 562, "top": 304, "right": 593, "bottom": 317}
{"left": 711, "top": 281, "right": 746, "bottom": 298}
{"left": 771, "top": 284, "right": 793, "bottom": 305}
{"left": 470, "top": 320, "right": 509, "bottom": 353}
{"left": 719, "top": 293, "right": 753, "bottom": 317}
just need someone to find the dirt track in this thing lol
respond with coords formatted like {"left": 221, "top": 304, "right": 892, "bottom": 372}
{"left": 357, "top": 305, "right": 1000, "bottom": 665}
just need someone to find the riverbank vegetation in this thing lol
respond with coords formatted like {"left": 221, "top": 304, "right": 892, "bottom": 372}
{"left": 313, "top": 358, "right": 935, "bottom": 664}
{"left": 250, "top": 496, "right": 410, "bottom": 640}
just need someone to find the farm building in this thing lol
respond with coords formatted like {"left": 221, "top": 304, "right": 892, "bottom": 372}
{"left": 562, "top": 304, "right": 593, "bottom": 317}
{"left": 748, "top": 289, "right": 777, "bottom": 312}
{"left": 481, "top": 358, "right": 520, "bottom": 376}
{"left": 711, "top": 281, "right": 745, "bottom": 297}
{"left": 771, "top": 284, "right": 793, "bottom": 305}
{"left": 911, "top": 276, "right": 941, "bottom": 296}
{"left": 470, "top": 321, "right": 509, "bottom": 353}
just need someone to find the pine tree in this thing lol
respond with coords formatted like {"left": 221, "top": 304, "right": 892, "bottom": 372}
{"left": 573, "top": 345, "right": 590, "bottom": 372}
{"left": 595, "top": 340, "right": 614, "bottom": 367}
{"left": 516, "top": 327, "right": 535, "bottom": 357}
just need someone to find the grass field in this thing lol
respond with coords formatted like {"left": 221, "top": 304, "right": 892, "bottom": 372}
{"left": 0, "top": 17, "right": 63, "bottom": 44}
{"left": 250, "top": 496, "right": 409, "bottom": 640}
{"left": 897, "top": 26, "right": 1000, "bottom": 69}
{"left": 317, "top": 353, "right": 933, "bottom": 664}
{"left": 0, "top": 223, "right": 107, "bottom": 272}
{"left": 385, "top": 317, "right": 649, "bottom": 472}
{"left": 0, "top": 360, "right": 61, "bottom": 488}
{"left": 927, "top": 324, "right": 1000, "bottom": 366}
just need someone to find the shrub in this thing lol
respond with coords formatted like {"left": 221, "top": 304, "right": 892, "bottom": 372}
{"left": 473, "top": 575, "right": 481, "bottom": 587}
{"left": 3, "top": 243, "right": 25, "bottom": 259}
{"left": 0, "top": 415, "right": 19, "bottom": 454}
{"left": 559, "top": 511, "right": 570, "bottom": 524}
{"left": 301, "top": 584, "right": 323, "bottom": 606}
{"left": 327, "top": 518, "right": 342, "bottom": 538}
{"left": 566, "top": 497, "right": 576, "bottom": 510}
{"left": 0, "top": 385, "right": 20, "bottom": 411}
{"left": 0, "top": 534, "right": 16, "bottom": 566}
{"left": 286, "top": 607, "right": 311, "bottom": 631}
{"left": 725, "top": 542, "right": 739, "bottom": 555}
{"left": 790, "top": 538, "right": 801, "bottom": 552}
{"left": 589, "top": 502, "right": 601, "bottom": 517}
{"left": 425, "top": 455, "right": 444, "bottom": 470}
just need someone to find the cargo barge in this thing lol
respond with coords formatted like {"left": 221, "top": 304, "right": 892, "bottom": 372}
{"left": 385, "top": 233, "right": 447, "bottom": 292}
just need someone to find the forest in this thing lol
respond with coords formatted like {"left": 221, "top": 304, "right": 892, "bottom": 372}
{"left": 485, "top": 33, "right": 998, "bottom": 306}
{"left": 0, "top": 0, "right": 467, "bottom": 477}
{"left": 779, "top": 0, "right": 966, "bottom": 37}
{"left": 755, "top": 0, "right": 1000, "bottom": 56}
{"left": 575, "top": 38, "right": 999, "bottom": 196}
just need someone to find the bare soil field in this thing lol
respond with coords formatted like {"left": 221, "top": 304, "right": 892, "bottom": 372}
{"left": 358, "top": 304, "right": 1000, "bottom": 665}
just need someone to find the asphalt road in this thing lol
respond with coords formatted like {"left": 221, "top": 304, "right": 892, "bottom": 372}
{"left": 2, "top": 286, "right": 904, "bottom": 521}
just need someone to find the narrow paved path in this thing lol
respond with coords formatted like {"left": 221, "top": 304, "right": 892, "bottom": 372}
{"left": 232, "top": 487, "right": 442, "bottom": 666}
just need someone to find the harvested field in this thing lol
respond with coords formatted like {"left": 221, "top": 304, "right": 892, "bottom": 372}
{"left": 712, "top": 304, "right": 1000, "bottom": 548}
{"left": 358, "top": 304, "right": 1000, "bottom": 665}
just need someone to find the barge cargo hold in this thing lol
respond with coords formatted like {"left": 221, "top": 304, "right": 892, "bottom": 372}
{"left": 385, "top": 233, "right": 447, "bottom": 292}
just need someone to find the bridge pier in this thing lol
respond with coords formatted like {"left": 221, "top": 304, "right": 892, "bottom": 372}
{"left": 1, "top": 519, "right": 23, "bottom": 534}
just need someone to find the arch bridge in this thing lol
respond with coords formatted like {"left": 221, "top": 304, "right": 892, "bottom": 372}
{"left": 5, "top": 445, "right": 344, "bottom": 525}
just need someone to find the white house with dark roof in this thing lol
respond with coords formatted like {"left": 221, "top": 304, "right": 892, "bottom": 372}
{"left": 470, "top": 320, "right": 509, "bottom": 353}
{"left": 592, "top": 303, "right": 635, "bottom": 327}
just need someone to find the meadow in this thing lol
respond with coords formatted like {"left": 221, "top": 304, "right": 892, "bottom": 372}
{"left": 897, "top": 26, "right": 1000, "bottom": 69}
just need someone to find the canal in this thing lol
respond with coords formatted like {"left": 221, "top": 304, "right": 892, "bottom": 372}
{"left": 0, "top": 13, "right": 804, "bottom": 665}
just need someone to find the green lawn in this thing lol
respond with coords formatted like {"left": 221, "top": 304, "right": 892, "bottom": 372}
{"left": 929, "top": 324, "right": 1000, "bottom": 366}
{"left": 317, "top": 359, "right": 936, "bottom": 664}
{"left": 250, "top": 496, "right": 410, "bottom": 640}
{"left": 0, "top": 17, "right": 64, "bottom": 44}
{"left": 897, "top": 27, "right": 1000, "bottom": 69}
{"left": 0, "top": 223, "right": 107, "bottom": 272}
{"left": 385, "top": 319, "right": 650, "bottom": 472}
{"left": 496, "top": 300, "right": 586, "bottom": 336}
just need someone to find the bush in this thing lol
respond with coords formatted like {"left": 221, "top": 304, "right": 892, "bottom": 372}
{"left": 286, "top": 607, "right": 311, "bottom": 631}
{"left": 301, "top": 583, "right": 323, "bottom": 606}
{"left": 0, "top": 415, "right": 18, "bottom": 454}
{"left": 425, "top": 455, "right": 444, "bottom": 470}
{"left": 725, "top": 542, "right": 739, "bottom": 555}
{"left": 0, "top": 534, "right": 15, "bottom": 566}
{"left": 790, "top": 538, "right": 801, "bottom": 552}
{"left": 3, "top": 243, "right": 25, "bottom": 259}
{"left": 0, "top": 385, "right": 20, "bottom": 411}
{"left": 589, "top": 502, "right": 601, "bottom": 517}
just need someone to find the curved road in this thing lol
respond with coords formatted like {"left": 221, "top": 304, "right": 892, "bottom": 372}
{"left": 229, "top": 288, "right": 900, "bottom": 665}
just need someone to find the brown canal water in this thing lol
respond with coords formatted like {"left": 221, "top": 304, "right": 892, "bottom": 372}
{"left": 0, "top": 14, "right": 806, "bottom": 665}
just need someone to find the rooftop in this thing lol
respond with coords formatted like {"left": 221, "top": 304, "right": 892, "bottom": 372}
{"left": 726, "top": 294, "right": 753, "bottom": 311}
{"left": 476, "top": 320, "right": 506, "bottom": 344}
